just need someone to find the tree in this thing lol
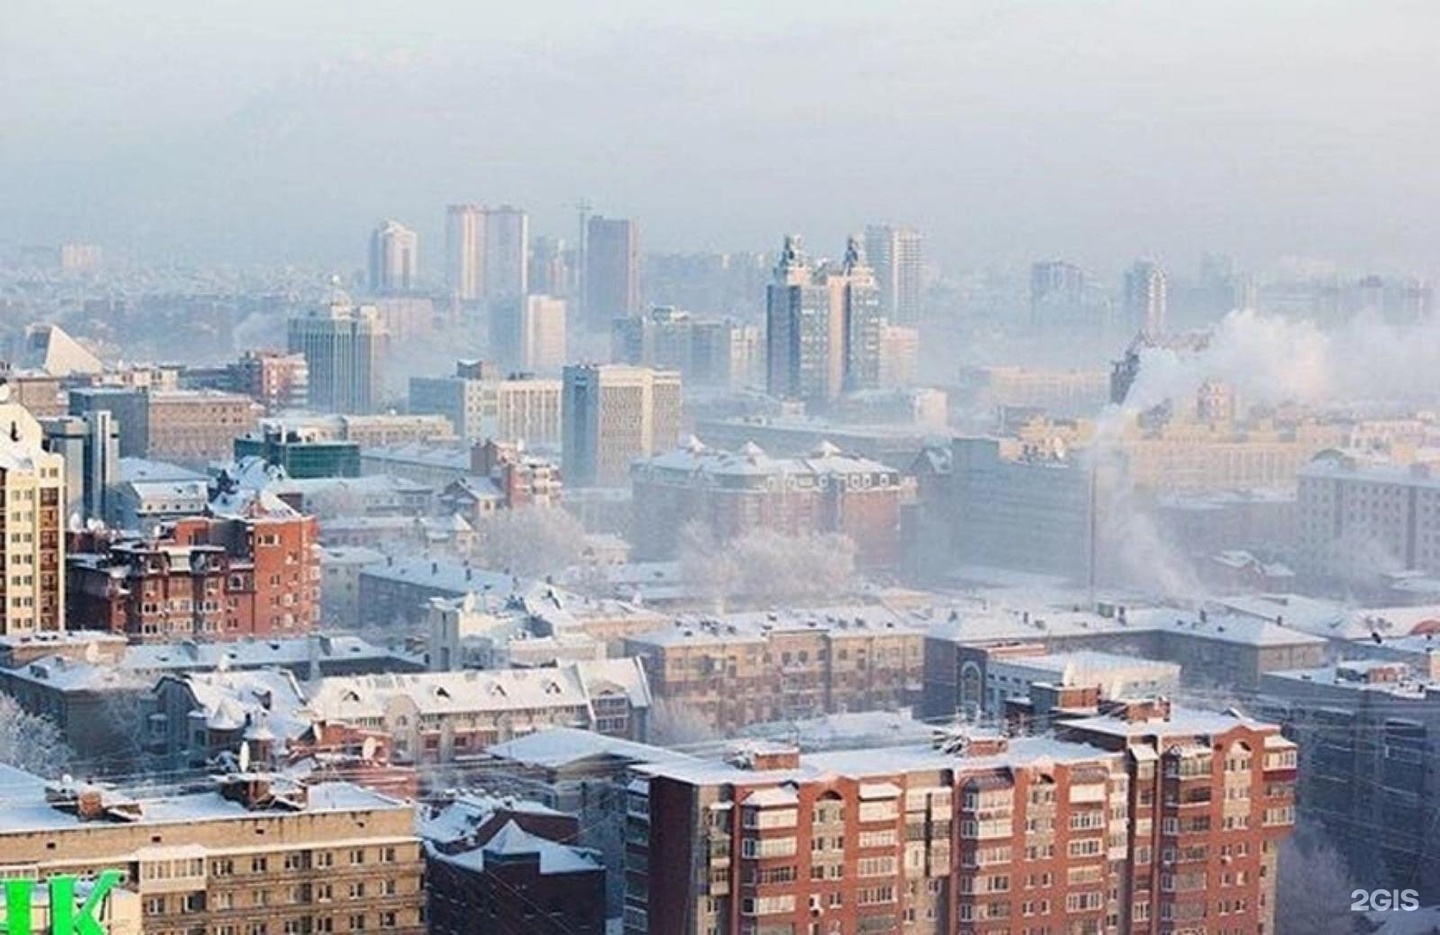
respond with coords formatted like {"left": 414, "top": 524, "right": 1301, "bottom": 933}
{"left": 1276, "top": 820, "right": 1360, "bottom": 935}
{"left": 0, "top": 693, "right": 72, "bottom": 777}
{"left": 678, "top": 525, "right": 858, "bottom": 609}
{"left": 472, "top": 507, "right": 588, "bottom": 579}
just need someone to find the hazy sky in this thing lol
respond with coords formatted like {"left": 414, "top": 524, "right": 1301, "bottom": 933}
{"left": 3, "top": 0, "right": 1437, "bottom": 276}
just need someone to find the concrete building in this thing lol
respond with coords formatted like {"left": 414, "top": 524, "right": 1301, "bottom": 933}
{"left": 369, "top": 219, "right": 418, "bottom": 294}
{"left": 877, "top": 324, "right": 919, "bottom": 388}
{"left": 955, "top": 366, "right": 1111, "bottom": 419}
{"left": 287, "top": 297, "right": 389, "bottom": 415}
{"left": 865, "top": 223, "right": 925, "bottom": 326}
{"left": 0, "top": 768, "right": 425, "bottom": 935}
{"left": 409, "top": 365, "right": 563, "bottom": 445}
{"left": 584, "top": 216, "right": 641, "bottom": 328}
{"left": 766, "top": 235, "right": 843, "bottom": 407}
{"left": 562, "top": 365, "right": 683, "bottom": 487}
{"left": 144, "top": 390, "right": 260, "bottom": 463}
{"left": 625, "top": 692, "right": 1293, "bottom": 935}
{"left": 41, "top": 410, "right": 118, "bottom": 525}
{"left": 1123, "top": 260, "right": 1168, "bottom": 338}
{"left": 490, "top": 294, "right": 567, "bottom": 373}
{"left": 623, "top": 606, "right": 925, "bottom": 734}
{"left": 630, "top": 439, "right": 915, "bottom": 568}
{"left": 185, "top": 349, "right": 310, "bottom": 413}
{"left": 0, "top": 388, "right": 66, "bottom": 635}
{"left": 612, "top": 306, "right": 760, "bottom": 390}
{"left": 483, "top": 205, "right": 530, "bottom": 305}
{"left": 1258, "top": 660, "right": 1440, "bottom": 898}
{"left": 981, "top": 650, "right": 1181, "bottom": 718}
{"left": 1296, "top": 449, "right": 1440, "bottom": 588}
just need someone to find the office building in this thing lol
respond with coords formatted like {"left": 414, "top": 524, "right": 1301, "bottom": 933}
{"left": 410, "top": 364, "right": 562, "bottom": 445}
{"left": 839, "top": 235, "right": 886, "bottom": 392}
{"left": 630, "top": 439, "right": 914, "bottom": 568}
{"left": 228, "top": 349, "right": 310, "bottom": 412}
{"left": 562, "top": 364, "right": 682, "bottom": 487}
{"left": 490, "top": 294, "right": 567, "bottom": 373}
{"left": 1123, "top": 260, "right": 1168, "bottom": 337}
{"left": 287, "top": 296, "right": 389, "bottom": 414}
{"left": 625, "top": 690, "right": 1293, "bottom": 935}
{"left": 1029, "top": 260, "right": 1113, "bottom": 333}
{"left": 233, "top": 424, "right": 362, "bottom": 478}
{"left": 0, "top": 769, "right": 425, "bottom": 935}
{"left": 40, "top": 410, "right": 119, "bottom": 525}
{"left": 877, "top": 324, "right": 919, "bottom": 388}
{"left": 529, "top": 235, "right": 571, "bottom": 298}
{"left": 613, "top": 307, "right": 760, "bottom": 389}
{"left": 68, "top": 387, "right": 257, "bottom": 464}
{"left": 368, "top": 219, "right": 418, "bottom": 294}
{"left": 865, "top": 223, "right": 925, "bottom": 326}
{"left": 584, "top": 216, "right": 641, "bottom": 328}
{"left": 0, "top": 388, "right": 66, "bottom": 635}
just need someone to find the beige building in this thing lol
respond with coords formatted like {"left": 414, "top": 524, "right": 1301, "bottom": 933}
{"left": 877, "top": 323, "right": 919, "bottom": 387}
{"left": 562, "top": 365, "right": 682, "bottom": 487}
{"left": 146, "top": 390, "right": 262, "bottom": 463}
{"left": 0, "top": 388, "right": 66, "bottom": 634}
{"left": 410, "top": 366, "right": 562, "bottom": 445}
{"left": 0, "top": 766, "right": 424, "bottom": 935}
{"left": 491, "top": 295, "right": 566, "bottom": 373}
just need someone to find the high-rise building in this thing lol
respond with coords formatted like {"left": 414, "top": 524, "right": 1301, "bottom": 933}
{"left": 865, "top": 223, "right": 925, "bottom": 326}
{"left": 40, "top": 411, "right": 119, "bottom": 526}
{"left": 287, "top": 295, "right": 389, "bottom": 414}
{"left": 490, "top": 295, "right": 567, "bottom": 373}
{"left": 445, "top": 204, "right": 485, "bottom": 302}
{"left": 765, "top": 235, "right": 840, "bottom": 406}
{"left": 483, "top": 205, "right": 529, "bottom": 305}
{"left": 583, "top": 216, "right": 641, "bottom": 328}
{"left": 0, "top": 387, "right": 65, "bottom": 634}
{"left": 230, "top": 349, "right": 310, "bottom": 413}
{"left": 838, "top": 235, "right": 885, "bottom": 392}
{"left": 625, "top": 691, "right": 1294, "bottom": 935}
{"left": 562, "top": 364, "right": 682, "bottom": 487}
{"left": 529, "top": 235, "right": 571, "bottom": 298}
{"left": 877, "top": 324, "right": 919, "bottom": 387}
{"left": 1124, "top": 259, "right": 1168, "bottom": 337}
{"left": 368, "top": 219, "right": 418, "bottom": 294}
{"left": 612, "top": 307, "right": 760, "bottom": 389}
{"left": 1030, "top": 260, "right": 1092, "bottom": 331}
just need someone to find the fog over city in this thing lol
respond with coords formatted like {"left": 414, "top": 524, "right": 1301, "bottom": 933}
{"left": 2, "top": 4, "right": 1440, "bottom": 935}
{"left": 4, "top": 1, "right": 1439, "bottom": 269}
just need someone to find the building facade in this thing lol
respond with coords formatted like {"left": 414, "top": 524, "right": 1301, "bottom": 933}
{"left": 369, "top": 219, "right": 419, "bottom": 294}
{"left": 0, "top": 391, "right": 66, "bottom": 635}
{"left": 287, "top": 298, "right": 389, "bottom": 415}
{"left": 585, "top": 216, "right": 642, "bottom": 328}
{"left": 410, "top": 366, "right": 562, "bottom": 445}
{"left": 491, "top": 294, "right": 567, "bottom": 373}
{"left": 41, "top": 410, "right": 119, "bottom": 525}
{"left": 562, "top": 365, "right": 683, "bottom": 487}
{"left": 630, "top": 440, "right": 914, "bottom": 568}
{"left": 865, "top": 224, "right": 925, "bottom": 327}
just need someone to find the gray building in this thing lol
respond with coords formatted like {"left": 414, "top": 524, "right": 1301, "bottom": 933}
{"left": 562, "top": 364, "right": 682, "bottom": 488}
{"left": 287, "top": 295, "right": 389, "bottom": 414}
{"left": 41, "top": 410, "right": 119, "bottom": 525}
{"left": 583, "top": 216, "right": 641, "bottom": 329}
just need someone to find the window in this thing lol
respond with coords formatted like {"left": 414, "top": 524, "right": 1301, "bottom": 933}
{"left": 349, "top": 849, "right": 366, "bottom": 865}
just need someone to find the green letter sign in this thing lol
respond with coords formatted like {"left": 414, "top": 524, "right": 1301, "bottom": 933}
{"left": 2, "top": 871, "right": 122, "bottom": 935}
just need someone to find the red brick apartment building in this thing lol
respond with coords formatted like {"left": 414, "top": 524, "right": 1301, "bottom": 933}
{"left": 625, "top": 692, "right": 1295, "bottom": 935}
{"left": 67, "top": 497, "right": 320, "bottom": 641}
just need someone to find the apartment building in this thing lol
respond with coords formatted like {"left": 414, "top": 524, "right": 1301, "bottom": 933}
{"left": 0, "top": 769, "right": 424, "bottom": 935}
{"left": 409, "top": 363, "right": 563, "bottom": 446}
{"left": 66, "top": 495, "right": 320, "bottom": 641}
{"left": 630, "top": 440, "right": 916, "bottom": 569}
{"left": 303, "top": 658, "right": 653, "bottom": 764}
{"left": 624, "top": 606, "right": 925, "bottom": 733}
{"left": 624, "top": 692, "right": 1294, "bottom": 935}
{"left": 0, "top": 389, "right": 66, "bottom": 634}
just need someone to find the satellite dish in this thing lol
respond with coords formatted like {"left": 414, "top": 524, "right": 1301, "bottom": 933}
{"left": 361, "top": 736, "right": 378, "bottom": 761}
{"left": 83, "top": 642, "right": 100, "bottom": 664}
{"left": 238, "top": 741, "right": 251, "bottom": 773}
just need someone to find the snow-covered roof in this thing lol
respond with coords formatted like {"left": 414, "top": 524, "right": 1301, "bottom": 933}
{"left": 629, "top": 605, "right": 918, "bottom": 648}
{"left": 433, "top": 820, "right": 603, "bottom": 876}
{"left": 417, "top": 793, "right": 566, "bottom": 845}
{"left": 485, "top": 727, "right": 695, "bottom": 770}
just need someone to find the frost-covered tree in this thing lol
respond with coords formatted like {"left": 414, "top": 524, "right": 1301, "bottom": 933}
{"left": 680, "top": 525, "right": 858, "bottom": 608}
{"left": 0, "top": 693, "right": 72, "bottom": 777}
{"left": 648, "top": 697, "right": 719, "bottom": 746}
{"left": 1276, "top": 820, "right": 1359, "bottom": 935}
{"left": 472, "top": 506, "right": 587, "bottom": 579}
